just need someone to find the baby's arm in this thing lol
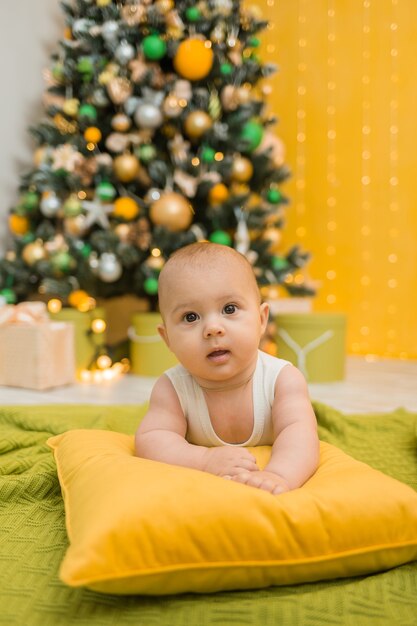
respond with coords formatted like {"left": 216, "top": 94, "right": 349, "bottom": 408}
{"left": 135, "top": 375, "right": 258, "bottom": 477}
{"left": 232, "top": 365, "right": 319, "bottom": 494}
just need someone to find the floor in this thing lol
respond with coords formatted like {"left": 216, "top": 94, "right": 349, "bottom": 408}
{"left": 1, "top": 356, "right": 416, "bottom": 414}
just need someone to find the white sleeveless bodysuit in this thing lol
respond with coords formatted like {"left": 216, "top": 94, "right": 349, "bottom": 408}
{"left": 165, "top": 350, "right": 292, "bottom": 447}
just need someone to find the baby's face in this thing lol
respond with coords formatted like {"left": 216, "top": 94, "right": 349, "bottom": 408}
{"left": 158, "top": 258, "right": 269, "bottom": 387}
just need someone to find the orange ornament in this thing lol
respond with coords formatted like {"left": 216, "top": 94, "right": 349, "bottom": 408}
{"left": 113, "top": 197, "right": 140, "bottom": 220}
{"left": 68, "top": 289, "right": 90, "bottom": 308}
{"left": 208, "top": 183, "right": 229, "bottom": 205}
{"left": 9, "top": 214, "right": 29, "bottom": 236}
{"left": 84, "top": 127, "right": 102, "bottom": 143}
{"left": 173, "top": 39, "right": 214, "bottom": 81}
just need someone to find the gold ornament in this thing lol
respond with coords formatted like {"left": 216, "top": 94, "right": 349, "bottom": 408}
{"left": 129, "top": 55, "right": 148, "bottom": 83}
{"left": 97, "top": 0, "right": 112, "bottom": 6}
{"left": 230, "top": 156, "right": 253, "bottom": 182}
{"left": 106, "top": 132, "right": 130, "bottom": 153}
{"left": 112, "top": 196, "right": 140, "bottom": 220}
{"left": 136, "top": 217, "right": 151, "bottom": 250}
{"left": 33, "top": 146, "right": 49, "bottom": 166}
{"left": 111, "top": 113, "right": 131, "bottom": 132}
{"left": 261, "top": 227, "right": 282, "bottom": 253}
{"left": 184, "top": 110, "right": 213, "bottom": 140}
{"left": 121, "top": 3, "right": 146, "bottom": 26}
{"left": 156, "top": 0, "right": 174, "bottom": 13}
{"left": 106, "top": 77, "right": 133, "bottom": 105}
{"left": 145, "top": 254, "right": 165, "bottom": 270}
{"left": 150, "top": 191, "right": 194, "bottom": 231}
{"left": 53, "top": 113, "right": 77, "bottom": 135}
{"left": 220, "top": 85, "right": 239, "bottom": 111}
{"left": 208, "top": 89, "right": 221, "bottom": 121}
{"left": 163, "top": 94, "right": 182, "bottom": 118}
{"left": 64, "top": 215, "right": 88, "bottom": 236}
{"left": 113, "top": 153, "right": 140, "bottom": 182}
{"left": 237, "top": 85, "right": 252, "bottom": 104}
{"left": 231, "top": 182, "right": 250, "bottom": 196}
{"left": 22, "top": 240, "right": 47, "bottom": 265}
{"left": 114, "top": 223, "right": 133, "bottom": 243}
{"left": 62, "top": 98, "right": 80, "bottom": 117}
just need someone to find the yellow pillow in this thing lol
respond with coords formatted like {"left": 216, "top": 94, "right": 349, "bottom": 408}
{"left": 48, "top": 430, "right": 417, "bottom": 595}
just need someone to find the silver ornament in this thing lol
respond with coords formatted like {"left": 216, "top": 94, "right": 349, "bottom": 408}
{"left": 102, "top": 20, "right": 119, "bottom": 42}
{"left": 92, "top": 88, "right": 109, "bottom": 107}
{"left": 115, "top": 40, "right": 136, "bottom": 65}
{"left": 89, "top": 252, "right": 100, "bottom": 274}
{"left": 40, "top": 192, "right": 60, "bottom": 217}
{"left": 134, "top": 103, "right": 163, "bottom": 129}
{"left": 98, "top": 253, "right": 123, "bottom": 283}
{"left": 72, "top": 18, "right": 94, "bottom": 37}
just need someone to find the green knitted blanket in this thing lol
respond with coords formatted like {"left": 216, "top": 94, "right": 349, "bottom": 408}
{"left": 0, "top": 402, "right": 416, "bottom": 626}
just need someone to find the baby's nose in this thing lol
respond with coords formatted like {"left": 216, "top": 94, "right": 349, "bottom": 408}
{"left": 204, "top": 321, "right": 225, "bottom": 338}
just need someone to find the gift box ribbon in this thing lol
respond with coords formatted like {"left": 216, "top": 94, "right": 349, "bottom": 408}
{"left": 0, "top": 301, "right": 49, "bottom": 326}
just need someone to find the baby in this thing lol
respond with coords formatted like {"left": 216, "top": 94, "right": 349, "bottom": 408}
{"left": 135, "top": 242, "right": 319, "bottom": 495}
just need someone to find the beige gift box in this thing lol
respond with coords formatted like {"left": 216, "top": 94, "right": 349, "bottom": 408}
{"left": 0, "top": 302, "right": 75, "bottom": 390}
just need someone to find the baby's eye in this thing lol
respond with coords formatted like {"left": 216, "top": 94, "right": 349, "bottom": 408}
{"left": 223, "top": 304, "right": 237, "bottom": 315}
{"left": 184, "top": 312, "right": 199, "bottom": 323}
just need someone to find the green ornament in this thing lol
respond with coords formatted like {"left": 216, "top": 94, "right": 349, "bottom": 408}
{"left": 52, "top": 63, "right": 65, "bottom": 82}
{"left": 267, "top": 188, "right": 282, "bottom": 204}
{"left": 77, "top": 56, "right": 94, "bottom": 75}
{"left": 51, "top": 251, "right": 74, "bottom": 274}
{"left": 78, "top": 103, "right": 98, "bottom": 121}
{"left": 142, "top": 34, "right": 167, "bottom": 61}
{"left": 185, "top": 6, "right": 201, "bottom": 21}
{"left": 201, "top": 146, "right": 216, "bottom": 163}
{"left": 239, "top": 120, "right": 264, "bottom": 152}
{"left": 63, "top": 196, "right": 82, "bottom": 217}
{"left": 80, "top": 243, "right": 92, "bottom": 258}
{"left": 248, "top": 37, "right": 261, "bottom": 48}
{"left": 271, "top": 256, "right": 290, "bottom": 271}
{"left": 0, "top": 288, "right": 17, "bottom": 304}
{"left": 22, "top": 191, "right": 39, "bottom": 212}
{"left": 96, "top": 181, "right": 116, "bottom": 202}
{"left": 220, "top": 63, "right": 233, "bottom": 76}
{"left": 143, "top": 276, "right": 159, "bottom": 295}
{"left": 21, "top": 232, "right": 36, "bottom": 244}
{"left": 209, "top": 230, "right": 232, "bottom": 246}
{"left": 137, "top": 144, "right": 157, "bottom": 164}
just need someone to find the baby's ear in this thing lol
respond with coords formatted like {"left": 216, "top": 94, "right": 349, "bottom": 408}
{"left": 157, "top": 324, "right": 170, "bottom": 348}
{"left": 259, "top": 301, "right": 269, "bottom": 335}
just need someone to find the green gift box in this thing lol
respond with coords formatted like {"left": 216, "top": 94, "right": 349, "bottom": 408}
{"left": 49, "top": 307, "right": 106, "bottom": 372}
{"left": 129, "top": 312, "right": 177, "bottom": 377}
{"left": 275, "top": 313, "right": 347, "bottom": 382}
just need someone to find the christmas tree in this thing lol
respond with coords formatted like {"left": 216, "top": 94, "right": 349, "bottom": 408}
{"left": 0, "top": 0, "right": 314, "bottom": 315}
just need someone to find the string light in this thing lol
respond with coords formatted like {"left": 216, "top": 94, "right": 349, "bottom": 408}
{"left": 355, "top": 0, "right": 372, "bottom": 355}
{"left": 47, "top": 298, "right": 62, "bottom": 313}
{"left": 294, "top": 0, "right": 307, "bottom": 245}
{"left": 386, "top": 0, "right": 403, "bottom": 357}
{"left": 324, "top": 1, "right": 338, "bottom": 307}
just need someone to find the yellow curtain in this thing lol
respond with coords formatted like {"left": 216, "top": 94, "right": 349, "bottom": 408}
{"left": 252, "top": 0, "right": 417, "bottom": 359}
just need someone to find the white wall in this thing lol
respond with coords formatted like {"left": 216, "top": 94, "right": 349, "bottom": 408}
{"left": 0, "top": 0, "right": 63, "bottom": 254}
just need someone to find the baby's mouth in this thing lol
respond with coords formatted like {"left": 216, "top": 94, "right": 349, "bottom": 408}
{"left": 207, "top": 349, "right": 230, "bottom": 362}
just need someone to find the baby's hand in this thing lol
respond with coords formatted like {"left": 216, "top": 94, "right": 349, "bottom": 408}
{"left": 231, "top": 470, "right": 290, "bottom": 495}
{"left": 202, "top": 446, "right": 258, "bottom": 477}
